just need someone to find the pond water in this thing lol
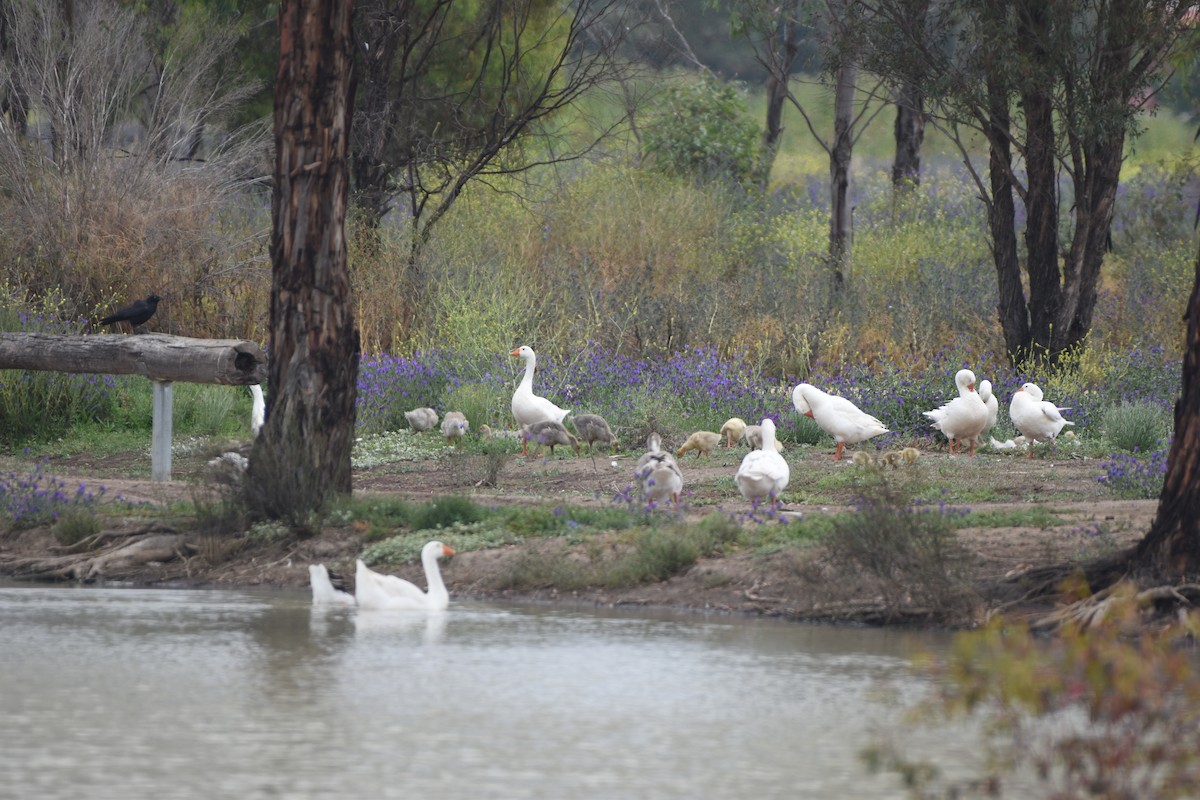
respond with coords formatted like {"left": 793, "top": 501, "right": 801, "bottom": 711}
{"left": 0, "top": 583, "right": 980, "bottom": 799}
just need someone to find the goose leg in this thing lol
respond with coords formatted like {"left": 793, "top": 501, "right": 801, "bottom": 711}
{"left": 834, "top": 441, "right": 845, "bottom": 460}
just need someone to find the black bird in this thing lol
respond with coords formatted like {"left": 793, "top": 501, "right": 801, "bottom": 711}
{"left": 99, "top": 294, "right": 161, "bottom": 328}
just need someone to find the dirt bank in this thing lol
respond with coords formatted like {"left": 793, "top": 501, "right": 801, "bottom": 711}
{"left": 0, "top": 442, "right": 1156, "bottom": 625}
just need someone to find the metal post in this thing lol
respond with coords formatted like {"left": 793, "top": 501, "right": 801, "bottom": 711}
{"left": 151, "top": 380, "right": 173, "bottom": 481}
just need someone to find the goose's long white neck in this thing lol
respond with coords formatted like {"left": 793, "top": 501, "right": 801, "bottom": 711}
{"left": 519, "top": 352, "right": 537, "bottom": 391}
{"left": 422, "top": 548, "right": 448, "bottom": 605}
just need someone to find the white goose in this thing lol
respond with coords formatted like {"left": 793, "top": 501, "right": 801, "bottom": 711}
{"left": 510, "top": 346, "right": 570, "bottom": 455}
{"left": 250, "top": 384, "right": 265, "bottom": 437}
{"left": 309, "top": 564, "right": 356, "bottom": 607}
{"left": 1010, "top": 382, "right": 1074, "bottom": 452}
{"left": 791, "top": 383, "right": 889, "bottom": 460}
{"left": 924, "top": 369, "right": 989, "bottom": 456}
{"left": 735, "top": 418, "right": 790, "bottom": 505}
{"left": 635, "top": 432, "right": 684, "bottom": 506}
{"left": 971, "top": 379, "right": 1000, "bottom": 449}
{"left": 354, "top": 541, "right": 456, "bottom": 611}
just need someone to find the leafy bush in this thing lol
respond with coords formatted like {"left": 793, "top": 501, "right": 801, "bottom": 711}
{"left": 52, "top": 507, "right": 102, "bottom": 546}
{"left": 642, "top": 75, "right": 764, "bottom": 185}
{"left": 871, "top": 587, "right": 1200, "bottom": 798}
{"left": 822, "top": 471, "right": 978, "bottom": 622}
{"left": 361, "top": 523, "right": 518, "bottom": 566}
{"left": 600, "top": 515, "right": 740, "bottom": 587}
{"left": 1101, "top": 401, "right": 1171, "bottom": 452}
{"left": 410, "top": 496, "right": 485, "bottom": 531}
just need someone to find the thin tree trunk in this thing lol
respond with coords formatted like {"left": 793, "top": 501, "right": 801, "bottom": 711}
{"left": 251, "top": 0, "right": 359, "bottom": 517}
{"left": 761, "top": 15, "right": 801, "bottom": 184}
{"left": 891, "top": 81, "right": 923, "bottom": 191}
{"left": 1056, "top": 138, "right": 1124, "bottom": 355}
{"left": 1135, "top": 249, "right": 1200, "bottom": 576}
{"left": 829, "top": 61, "right": 855, "bottom": 291}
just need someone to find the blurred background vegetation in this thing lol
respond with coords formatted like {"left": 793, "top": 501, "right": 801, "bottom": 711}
{"left": 0, "top": 0, "right": 1196, "bottom": 387}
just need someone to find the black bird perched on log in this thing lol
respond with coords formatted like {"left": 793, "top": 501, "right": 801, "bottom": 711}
{"left": 99, "top": 294, "right": 161, "bottom": 329}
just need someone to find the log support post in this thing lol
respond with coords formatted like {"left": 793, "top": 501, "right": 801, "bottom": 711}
{"left": 151, "top": 381, "right": 174, "bottom": 481}
{"left": 0, "top": 333, "right": 268, "bottom": 482}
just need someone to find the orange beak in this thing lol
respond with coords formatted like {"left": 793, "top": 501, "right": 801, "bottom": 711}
{"left": 442, "top": 545, "right": 457, "bottom": 556}
{"left": 968, "top": 383, "right": 975, "bottom": 391}
{"left": 509, "top": 348, "right": 520, "bottom": 357}
{"left": 804, "top": 410, "right": 814, "bottom": 418}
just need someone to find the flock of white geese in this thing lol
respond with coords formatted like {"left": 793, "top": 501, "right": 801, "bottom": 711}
{"left": 310, "top": 351, "right": 1075, "bottom": 611}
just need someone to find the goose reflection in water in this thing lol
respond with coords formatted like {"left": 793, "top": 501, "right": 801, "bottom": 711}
{"left": 352, "top": 608, "right": 447, "bottom": 645}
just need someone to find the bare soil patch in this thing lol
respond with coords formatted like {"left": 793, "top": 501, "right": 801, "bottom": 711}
{"left": 0, "top": 442, "right": 1155, "bottom": 626}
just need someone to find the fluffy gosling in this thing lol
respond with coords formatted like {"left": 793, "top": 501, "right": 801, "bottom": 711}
{"left": 676, "top": 430, "right": 722, "bottom": 459}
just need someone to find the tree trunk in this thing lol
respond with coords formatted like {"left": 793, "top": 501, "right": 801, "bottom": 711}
{"left": 1016, "top": 4, "right": 1061, "bottom": 363}
{"left": 761, "top": 15, "right": 801, "bottom": 185}
{"left": 349, "top": 0, "right": 403, "bottom": 233}
{"left": 1134, "top": 251, "right": 1200, "bottom": 576}
{"left": 251, "top": 0, "right": 359, "bottom": 517}
{"left": 829, "top": 61, "right": 855, "bottom": 291}
{"left": 984, "top": 74, "right": 1030, "bottom": 361}
{"left": 1056, "top": 137, "right": 1124, "bottom": 355}
{"left": 891, "top": 81, "right": 924, "bottom": 191}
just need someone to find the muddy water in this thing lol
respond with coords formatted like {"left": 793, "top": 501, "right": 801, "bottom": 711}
{"left": 0, "top": 583, "right": 979, "bottom": 799}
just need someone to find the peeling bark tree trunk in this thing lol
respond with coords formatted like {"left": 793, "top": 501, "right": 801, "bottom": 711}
{"left": 251, "top": 0, "right": 359, "bottom": 515}
{"left": 1134, "top": 252, "right": 1200, "bottom": 576}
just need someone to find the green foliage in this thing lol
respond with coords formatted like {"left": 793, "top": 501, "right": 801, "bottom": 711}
{"left": 442, "top": 381, "right": 504, "bottom": 433}
{"left": 246, "top": 520, "right": 291, "bottom": 545}
{"left": 788, "top": 414, "right": 826, "bottom": 446}
{"left": 410, "top": 496, "right": 486, "bottom": 531}
{"left": 51, "top": 507, "right": 102, "bottom": 546}
{"left": 1101, "top": 401, "right": 1171, "bottom": 452}
{"left": 872, "top": 588, "right": 1200, "bottom": 798}
{"left": 499, "top": 503, "right": 639, "bottom": 537}
{"left": 173, "top": 383, "right": 240, "bottom": 438}
{"left": 360, "top": 524, "right": 519, "bottom": 566}
{"left": 961, "top": 507, "right": 1064, "bottom": 530}
{"left": 642, "top": 75, "right": 764, "bottom": 185}
{"left": 494, "top": 514, "right": 741, "bottom": 590}
{"left": 823, "top": 471, "right": 978, "bottom": 622}
{"left": 0, "top": 292, "right": 118, "bottom": 446}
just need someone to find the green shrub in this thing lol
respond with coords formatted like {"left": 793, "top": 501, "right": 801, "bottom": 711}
{"left": 789, "top": 414, "right": 826, "bottom": 446}
{"left": 642, "top": 74, "right": 764, "bottom": 185}
{"left": 361, "top": 523, "right": 519, "bottom": 566}
{"left": 601, "top": 516, "right": 740, "bottom": 587}
{"left": 823, "top": 471, "right": 978, "bottom": 622}
{"left": 52, "top": 507, "right": 102, "bottom": 546}
{"left": 870, "top": 587, "right": 1200, "bottom": 798}
{"left": 410, "top": 496, "right": 485, "bottom": 531}
{"left": 1101, "top": 401, "right": 1171, "bottom": 452}
{"left": 441, "top": 381, "right": 503, "bottom": 433}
